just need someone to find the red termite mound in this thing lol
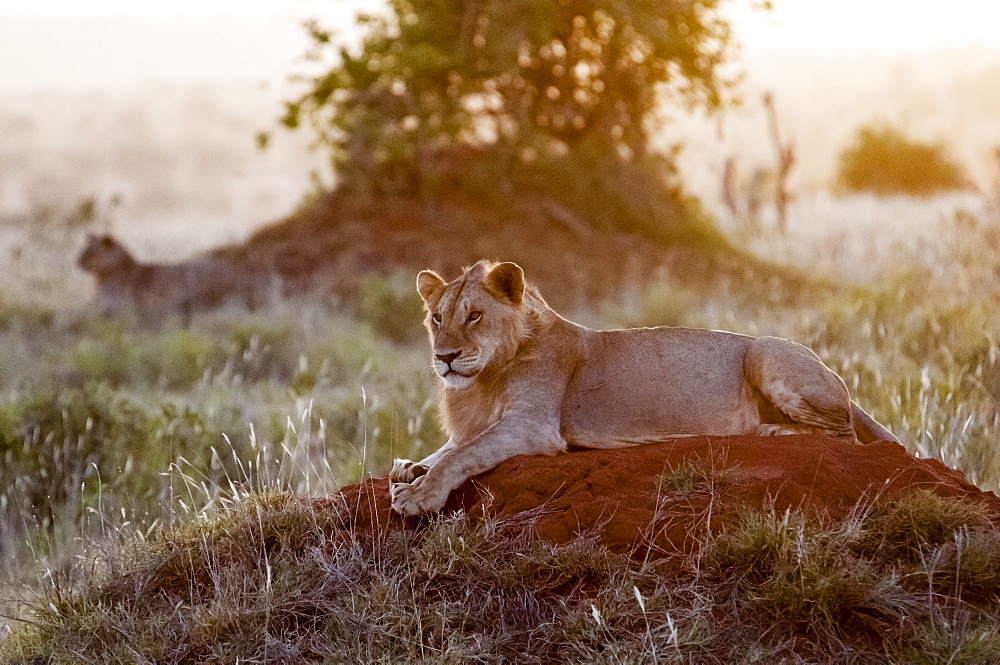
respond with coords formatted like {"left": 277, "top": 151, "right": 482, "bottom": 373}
{"left": 326, "top": 435, "right": 1000, "bottom": 555}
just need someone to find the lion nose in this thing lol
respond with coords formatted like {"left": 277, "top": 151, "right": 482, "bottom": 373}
{"left": 435, "top": 351, "right": 461, "bottom": 364}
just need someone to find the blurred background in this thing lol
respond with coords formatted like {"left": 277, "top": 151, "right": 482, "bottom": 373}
{"left": 1, "top": 0, "right": 1000, "bottom": 614}
{"left": 3, "top": 0, "right": 999, "bottom": 257}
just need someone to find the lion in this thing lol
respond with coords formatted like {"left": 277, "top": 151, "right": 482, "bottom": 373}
{"left": 389, "top": 259, "right": 899, "bottom": 516}
{"left": 77, "top": 233, "right": 263, "bottom": 323}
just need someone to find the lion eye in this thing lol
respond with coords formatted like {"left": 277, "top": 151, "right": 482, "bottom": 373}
{"left": 431, "top": 313, "right": 442, "bottom": 325}
{"left": 467, "top": 311, "right": 482, "bottom": 324}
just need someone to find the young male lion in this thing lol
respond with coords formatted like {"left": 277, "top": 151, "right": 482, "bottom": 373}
{"left": 389, "top": 260, "right": 898, "bottom": 516}
{"left": 77, "top": 233, "right": 261, "bottom": 323}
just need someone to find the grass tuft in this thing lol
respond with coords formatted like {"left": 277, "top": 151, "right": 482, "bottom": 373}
{"left": 656, "top": 458, "right": 731, "bottom": 497}
{"left": 857, "top": 489, "right": 993, "bottom": 561}
{"left": 4, "top": 490, "right": 1000, "bottom": 663}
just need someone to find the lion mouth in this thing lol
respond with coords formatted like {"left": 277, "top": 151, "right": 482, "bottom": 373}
{"left": 441, "top": 367, "right": 473, "bottom": 379}
{"left": 434, "top": 360, "right": 473, "bottom": 378}
{"left": 438, "top": 366, "right": 477, "bottom": 388}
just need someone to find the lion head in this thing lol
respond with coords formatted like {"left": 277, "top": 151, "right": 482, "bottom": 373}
{"left": 416, "top": 260, "right": 532, "bottom": 390}
{"left": 77, "top": 233, "right": 136, "bottom": 275}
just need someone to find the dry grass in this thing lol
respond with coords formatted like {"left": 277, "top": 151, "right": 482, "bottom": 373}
{"left": 3, "top": 488, "right": 1000, "bottom": 663}
{"left": 2, "top": 130, "right": 1000, "bottom": 660}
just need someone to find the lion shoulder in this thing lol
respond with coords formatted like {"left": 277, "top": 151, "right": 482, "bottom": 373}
{"left": 439, "top": 287, "right": 583, "bottom": 444}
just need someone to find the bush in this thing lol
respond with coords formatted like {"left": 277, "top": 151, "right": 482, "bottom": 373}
{"left": 0, "top": 386, "right": 248, "bottom": 530}
{"left": 355, "top": 274, "right": 426, "bottom": 343}
{"left": 9, "top": 492, "right": 1000, "bottom": 664}
{"left": 835, "top": 125, "right": 972, "bottom": 197}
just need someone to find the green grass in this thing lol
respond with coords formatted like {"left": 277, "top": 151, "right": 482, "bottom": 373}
{"left": 3, "top": 489, "right": 1000, "bottom": 663}
{"left": 656, "top": 458, "right": 731, "bottom": 497}
{"left": 2, "top": 203, "right": 1000, "bottom": 659}
{"left": 0, "top": 303, "right": 437, "bottom": 602}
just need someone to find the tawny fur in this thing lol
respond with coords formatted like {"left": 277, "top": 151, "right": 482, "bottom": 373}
{"left": 390, "top": 260, "right": 898, "bottom": 516}
{"left": 77, "top": 233, "right": 263, "bottom": 323}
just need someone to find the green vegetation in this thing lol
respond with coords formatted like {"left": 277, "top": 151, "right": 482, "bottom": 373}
{"left": 835, "top": 124, "right": 973, "bottom": 197}
{"left": 4, "top": 485, "right": 1000, "bottom": 662}
{"left": 0, "top": 204, "right": 999, "bottom": 660}
{"left": 656, "top": 458, "right": 730, "bottom": 496}
{"left": 276, "top": 0, "right": 736, "bottom": 247}
{"left": 0, "top": 300, "right": 438, "bottom": 590}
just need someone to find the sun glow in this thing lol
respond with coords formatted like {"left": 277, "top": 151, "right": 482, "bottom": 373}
{"left": 2, "top": 0, "right": 298, "bottom": 18}
{"left": 733, "top": 0, "right": 1000, "bottom": 54}
{"left": 2, "top": 0, "right": 998, "bottom": 90}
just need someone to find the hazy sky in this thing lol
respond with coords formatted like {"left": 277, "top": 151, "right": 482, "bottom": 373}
{"left": 1, "top": 0, "right": 998, "bottom": 91}
{"left": 732, "top": 0, "right": 1000, "bottom": 55}
{"left": 0, "top": 0, "right": 361, "bottom": 90}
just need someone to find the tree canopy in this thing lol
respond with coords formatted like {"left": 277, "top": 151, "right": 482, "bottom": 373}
{"left": 835, "top": 125, "right": 972, "bottom": 198}
{"left": 280, "top": 0, "right": 738, "bottom": 245}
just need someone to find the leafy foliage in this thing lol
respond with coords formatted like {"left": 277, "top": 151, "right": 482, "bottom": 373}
{"left": 3, "top": 168, "right": 1000, "bottom": 660}
{"left": 280, "top": 0, "right": 735, "bottom": 245}
{"left": 835, "top": 125, "right": 972, "bottom": 197}
{"left": 0, "top": 309, "right": 438, "bottom": 589}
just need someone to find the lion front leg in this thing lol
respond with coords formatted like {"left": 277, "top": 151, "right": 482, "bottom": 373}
{"left": 390, "top": 473, "right": 454, "bottom": 516}
{"left": 389, "top": 442, "right": 470, "bottom": 517}
{"left": 389, "top": 426, "right": 565, "bottom": 516}
{"left": 389, "top": 438, "right": 455, "bottom": 484}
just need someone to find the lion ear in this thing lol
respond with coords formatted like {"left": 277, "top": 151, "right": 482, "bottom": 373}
{"left": 416, "top": 270, "right": 447, "bottom": 305}
{"left": 484, "top": 262, "right": 524, "bottom": 305}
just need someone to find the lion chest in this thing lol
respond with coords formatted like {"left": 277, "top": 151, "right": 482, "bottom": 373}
{"left": 442, "top": 387, "right": 506, "bottom": 443}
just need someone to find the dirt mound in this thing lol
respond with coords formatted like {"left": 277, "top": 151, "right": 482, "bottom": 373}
{"left": 213, "top": 191, "right": 765, "bottom": 309}
{"left": 328, "top": 435, "right": 1000, "bottom": 555}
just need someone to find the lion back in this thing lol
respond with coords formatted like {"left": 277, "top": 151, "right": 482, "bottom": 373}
{"left": 79, "top": 234, "right": 265, "bottom": 320}
{"left": 135, "top": 258, "right": 262, "bottom": 318}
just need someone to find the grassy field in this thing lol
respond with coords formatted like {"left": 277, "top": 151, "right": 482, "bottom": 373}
{"left": 0, "top": 192, "right": 999, "bottom": 661}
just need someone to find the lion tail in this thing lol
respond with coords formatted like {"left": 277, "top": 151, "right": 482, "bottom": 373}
{"left": 851, "top": 401, "right": 899, "bottom": 444}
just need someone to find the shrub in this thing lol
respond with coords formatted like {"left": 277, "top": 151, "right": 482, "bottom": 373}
{"left": 0, "top": 385, "right": 252, "bottom": 542}
{"left": 355, "top": 274, "right": 426, "bottom": 343}
{"left": 856, "top": 489, "right": 992, "bottom": 561}
{"left": 835, "top": 125, "right": 972, "bottom": 197}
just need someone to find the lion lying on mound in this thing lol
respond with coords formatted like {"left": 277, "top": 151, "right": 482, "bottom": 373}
{"left": 389, "top": 260, "right": 898, "bottom": 516}
{"left": 77, "top": 233, "right": 262, "bottom": 323}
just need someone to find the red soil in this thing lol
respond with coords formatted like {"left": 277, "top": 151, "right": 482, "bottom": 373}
{"left": 327, "top": 435, "right": 1000, "bottom": 555}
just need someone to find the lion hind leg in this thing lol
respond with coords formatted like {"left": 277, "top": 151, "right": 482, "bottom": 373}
{"left": 745, "top": 336, "right": 857, "bottom": 442}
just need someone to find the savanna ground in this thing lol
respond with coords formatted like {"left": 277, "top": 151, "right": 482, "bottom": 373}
{"left": 1, "top": 187, "right": 1000, "bottom": 662}
{"left": 2, "top": 51, "right": 1000, "bottom": 662}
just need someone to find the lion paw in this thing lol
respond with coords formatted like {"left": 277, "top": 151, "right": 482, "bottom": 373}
{"left": 389, "top": 458, "right": 429, "bottom": 484}
{"left": 390, "top": 475, "right": 449, "bottom": 516}
{"left": 755, "top": 423, "right": 852, "bottom": 440}
{"left": 756, "top": 423, "right": 798, "bottom": 436}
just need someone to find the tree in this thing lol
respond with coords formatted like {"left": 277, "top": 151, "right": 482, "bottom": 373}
{"left": 280, "top": 0, "right": 737, "bottom": 245}
{"left": 835, "top": 125, "right": 972, "bottom": 197}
